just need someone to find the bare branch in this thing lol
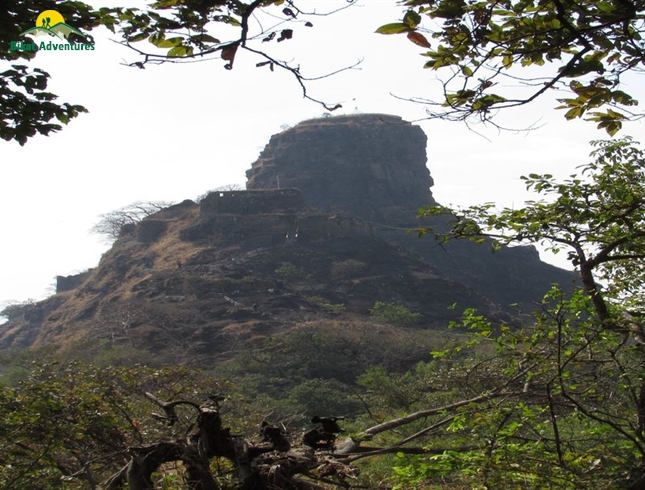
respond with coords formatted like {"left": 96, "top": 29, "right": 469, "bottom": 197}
{"left": 361, "top": 389, "right": 526, "bottom": 438}
{"left": 91, "top": 200, "right": 175, "bottom": 241}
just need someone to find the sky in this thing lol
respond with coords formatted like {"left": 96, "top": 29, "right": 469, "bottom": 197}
{"left": 1, "top": 0, "right": 643, "bottom": 311}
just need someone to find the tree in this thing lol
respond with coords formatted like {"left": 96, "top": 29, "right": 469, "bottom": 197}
{"left": 361, "top": 137, "right": 645, "bottom": 488}
{"left": 1, "top": 1, "right": 356, "bottom": 146}
{"left": 350, "top": 287, "right": 645, "bottom": 489}
{"left": 377, "top": 0, "right": 645, "bottom": 133}
{"left": 99, "top": 0, "right": 357, "bottom": 101}
{"left": 329, "top": 259, "right": 367, "bottom": 280}
{"left": 419, "top": 136, "right": 645, "bottom": 320}
{"left": 92, "top": 200, "right": 175, "bottom": 240}
{"left": 274, "top": 261, "right": 305, "bottom": 280}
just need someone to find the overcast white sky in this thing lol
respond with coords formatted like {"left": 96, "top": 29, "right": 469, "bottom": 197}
{"left": 1, "top": 0, "right": 643, "bottom": 310}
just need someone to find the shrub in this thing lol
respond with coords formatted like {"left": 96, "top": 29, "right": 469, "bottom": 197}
{"left": 305, "top": 296, "right": 345, "bottom": 313}
{"left": 275, "top": 262, "right": 306, "bottom": 281}
{"left": 330, "top": 260, "right": 367, "bottom": 280}
{"left": 370, "top": 301, "right": 420, "bottom": 328}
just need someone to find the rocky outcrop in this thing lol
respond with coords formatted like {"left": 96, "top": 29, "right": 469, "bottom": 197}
{"left": 246, "top": 114, "right": 436, "bottom": 224}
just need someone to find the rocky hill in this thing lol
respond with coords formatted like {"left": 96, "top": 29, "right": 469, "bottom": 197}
{"left": 246, "top": 114, "right": 575, "bottom": 307}
{"left": 0, "top": 114, "right": 575, "bottom": 365}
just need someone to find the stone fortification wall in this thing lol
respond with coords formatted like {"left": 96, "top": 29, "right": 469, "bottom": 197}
{"left": 56, "top": 269, "right": 93, "bottom": 293}
{"left": 148, "top": 199, "right": 197, "bottom": 220}
{"left": 200, "top": 189, "right": 304, "bottom": 216}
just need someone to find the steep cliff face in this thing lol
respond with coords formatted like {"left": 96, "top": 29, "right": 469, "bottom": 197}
{"left": 246, "top": 114, "right": 436, "bottom": 224}
{"left": 246, "top": 113, "right": 576, "bottom": 307}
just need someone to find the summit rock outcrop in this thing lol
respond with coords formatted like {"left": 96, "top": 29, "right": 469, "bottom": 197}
{"left": 247, "top": 114, "right": 436, "bottom": 224}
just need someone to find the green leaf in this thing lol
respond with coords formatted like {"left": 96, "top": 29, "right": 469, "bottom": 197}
{"left": 127, "top": 32, "right": 149, "bottom": 42}
{"left": 471, "top": 94, "right": 506, "bottom": 110}
{"left": 56, "top": 112, "right": 70, "bottom": 124}
{"left": 599, "top": 120, "right": 622, "bottom": 135}
{"left": 376, "top": 23, "right": 411, "bottom": 34}
{"left": 502, "top": 53, "right": 513, "bottom": 69}
{"left": 564, "top": 106, "right": 584, "bottom": 120}
{"left": 214, "top": 15, "right": 241, "bottom": 26}
{"left": 148, "top": 32, "right": 163, "bottom": 45}
{"left": 596, "top": 1, "right": 616, "bottom": 12}
{"left": 151, "top": 0, "right": 181, "bottom": 7}
{"left": 190, "top": 34, "right": 220, "bottom": 44}
{"left": 403, "top": 10, "right": 422, "bottom": 28}
{"left": 432, "top": 0, "right": 466, "bottom": 19}
{"left": 155, "top": 36, "right": 183, "bottom": 48}
{"left": 611, "top": 90, "right": 637, "bottom": 106}
{"left": 167, "top": 45, "right": 193, "bottom": 57}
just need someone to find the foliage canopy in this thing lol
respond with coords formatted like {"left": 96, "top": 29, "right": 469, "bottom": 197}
{"left": 0, "top": 362, "right": 229, "bottom": 489}
{"left": 3, "top": 0, "right": 644, "bottom": 144}
{"left": 1, "top": 0, "right": 354, "bottom": 146}
{"left": 379, "top": 0, "right": 645, "bottom": 132}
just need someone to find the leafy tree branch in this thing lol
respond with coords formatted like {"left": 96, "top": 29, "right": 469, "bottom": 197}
{"left": 1, "top": 1, "right": 358, "bottom": 145}
{"left": 378, "top": 0, "right": 645, "bottom": 133}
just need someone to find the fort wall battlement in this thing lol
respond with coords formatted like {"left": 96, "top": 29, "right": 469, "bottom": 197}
{"left": 199, "top": 189, "right": 305, "bottom": 216}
